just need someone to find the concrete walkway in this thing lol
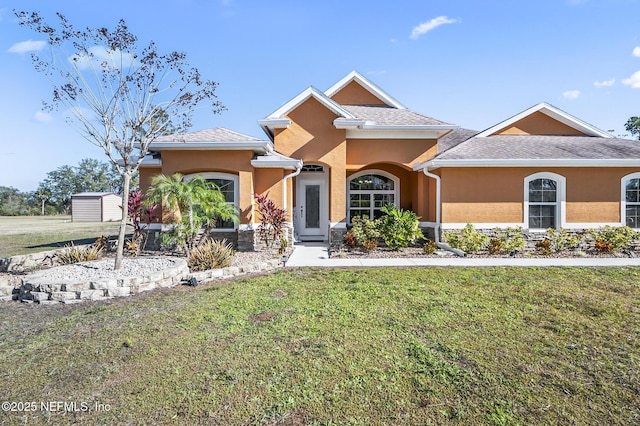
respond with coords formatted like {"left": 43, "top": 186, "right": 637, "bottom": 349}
{"left": 284, "top": 242, "right": 640, "bottom": 267}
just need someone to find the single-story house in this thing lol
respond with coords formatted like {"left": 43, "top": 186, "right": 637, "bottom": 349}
{"left": 139, "top": 71, "right": 640, "bottom": 249}
{"left": 71, "top": 192, "right": 122, "bottom": 222}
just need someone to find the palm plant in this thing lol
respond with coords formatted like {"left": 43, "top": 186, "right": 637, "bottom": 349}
{"left": 145, "top": 173, "right": 239, "bottom": 254}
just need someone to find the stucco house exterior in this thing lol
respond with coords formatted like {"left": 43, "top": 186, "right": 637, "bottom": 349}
{"left": 139, "top": 71, "right": 640, "bottom": 250}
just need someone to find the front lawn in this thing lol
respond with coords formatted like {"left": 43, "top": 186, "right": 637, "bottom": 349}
{"left": 0, "top": 267, "right": 638, "bottom": 425}
{"left": 0, "top": 216, "right": 125, "bottom": 257}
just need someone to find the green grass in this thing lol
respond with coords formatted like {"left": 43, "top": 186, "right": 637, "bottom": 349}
{"left": 0, "top": 267, "right": 638, "bottom": 425}
{"left": 0, "top": 216, "right": 126, "bottom": 257}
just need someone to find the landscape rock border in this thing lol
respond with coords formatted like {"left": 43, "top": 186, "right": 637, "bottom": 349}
{"left": 9, "top": 256, "right": 282, "bottom": 305}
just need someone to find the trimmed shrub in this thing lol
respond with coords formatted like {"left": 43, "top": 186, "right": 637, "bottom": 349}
{"left": 378, "top": 204, "right": 423, "bottom": 250}
{"left": 546, "top": 228, "right": 582, "bottom": 252}
{"left": 594, "top": 239, "right": 613, "bottom": 253}
{"left": 343, "top": 232, "right": 357, "bottom": 249}
{"left": 423, "top": 240, "right": 438, "bottom": 255}
{"left": 488, "top": 238, "right": 504, "bottom": 254}
{"left": 350, "top": 215, "right": 381, "bottom": 250}
{"left": 588, "top": 225, "right": 639, "bottom": 252}
{"left": 361, "top": 239, "right": 378, "bottom": 253}
{"left": 489, "top": 227, "right": 526, "bottom": 254}
{"left": 535, "top": 238, "right": 552, "bottom": 256}
{"left": 188, "top": 239, "right": 236, "bottom": 271}
{"left": 444, "top": 224, "right": 489, "bottom": 254}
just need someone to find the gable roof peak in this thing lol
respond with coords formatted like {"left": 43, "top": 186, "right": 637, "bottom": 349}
{"left": 324, "top": 70, "right": 406, "bottom": 109}
{"left": 476, "top": 102, "right": 613, "bottom": 138}
{"left": 263, "top": 86, "right": 355, "bottom": 121}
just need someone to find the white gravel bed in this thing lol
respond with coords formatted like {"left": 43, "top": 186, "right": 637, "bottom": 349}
{"left": 29, "top": 257, "right": 181, "bottom": 283}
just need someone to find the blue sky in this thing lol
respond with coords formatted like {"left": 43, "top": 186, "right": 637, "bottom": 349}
{"left": 1, "top": 0, "right": 639, "bottom": 191}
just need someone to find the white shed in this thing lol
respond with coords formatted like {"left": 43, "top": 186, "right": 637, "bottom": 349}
{"left": 71, "top": 192, "right": 123, "bottom": 222}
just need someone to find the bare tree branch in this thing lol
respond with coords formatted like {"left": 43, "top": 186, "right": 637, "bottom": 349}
{"left": 15, "top": 10, "right": 225, "bottom": 269}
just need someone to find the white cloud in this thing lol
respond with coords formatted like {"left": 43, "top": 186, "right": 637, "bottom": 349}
{"left": 623, "top": 70, "right": 640, "bottom": 88}
{"left": 562, "top": 90, "right": 581, "bottom": 100}
{"left": 69, "top": 46, "right": 136, "bottom": 70}
{"left": 7, "top": 40, "right": 46, "bottom": 54}
{"left": 594, "top": 78, "right": 615, "bottom": 88}
{"left": 633, "top": 46, "right": 640, "bottom": 57}
{"left": 32, "top": 111, "right": 52, "bottom": 123}
{"left": 410, "top": 16, "right": 458, "bottom": 40}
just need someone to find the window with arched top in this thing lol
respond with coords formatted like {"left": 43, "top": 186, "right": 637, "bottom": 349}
{"left": 184, "top": 172, "right": 238, "bottom": 230}
{"left": 622, "top": 172, "right": 640, "bottom": 228}
{"left": 348, "top": 170, "right": 399, "bottom": 223}
{"left": 524, "top": 172, "right": 565, "bottom": 230}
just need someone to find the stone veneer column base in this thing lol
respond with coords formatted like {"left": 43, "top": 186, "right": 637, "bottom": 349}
{"left": 237, "top": 227, "right": 256, "bottom": 251}
{"left": 329, "top": 224, "right": 347, "bottom": 250}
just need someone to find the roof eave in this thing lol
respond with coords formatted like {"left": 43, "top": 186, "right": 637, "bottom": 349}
{"left": 258, "top": 118, "right": 291, "bottom": 141}
{"left": 343, "top": 125, "right": 458, "bottom": 140}
{"left": 251, "top": 158, "right": 303, "bottom": 170}
{"left": 258, "top": 118, "right": 291, "bottom": 128}
{"left": 145, "top": 141, "right": 273, "bottom": 154}
{"left": 361, "top": 124, "right": 458, "bottom": 131}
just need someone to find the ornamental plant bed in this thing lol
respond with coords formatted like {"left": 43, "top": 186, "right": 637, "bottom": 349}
{"left": 333, "top": 242, "right": 640, "bottom": 260}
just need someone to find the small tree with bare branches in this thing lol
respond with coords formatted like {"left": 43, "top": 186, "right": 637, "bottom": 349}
{"left": 15, "top": 11, "right": 224, "bottom": 269}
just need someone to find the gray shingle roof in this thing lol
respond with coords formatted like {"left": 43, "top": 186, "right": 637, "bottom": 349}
{"left": 437, "top": 128, "right": 479, "bottom": 154}
{"left": 154, "top": 127, "right": 263, "bottom": 143}
{"left": 435, "top": 135, "right": 640, "bottom": 160}
{"left": 340, "top": 105, "right": 453, "bottom": 126}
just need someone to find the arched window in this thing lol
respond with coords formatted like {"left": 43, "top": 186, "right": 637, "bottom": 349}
{"left": 622, "top": 172, "right": 640, "bottom": 228}
{"left": 524, "top": 172, "right": 565, "bottom": 230}
{"left": 184, "top": 172, "right": 238, "bottom": 230}
{"left": 348, "top": 170, "right": 399, "bottom": 223}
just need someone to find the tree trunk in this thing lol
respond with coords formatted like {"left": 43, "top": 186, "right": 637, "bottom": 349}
{"left": 114, "top": 169, "right": 132, "bottom": 270}
{"left": 40, "top": 199, "right": 45, "bottom": 216}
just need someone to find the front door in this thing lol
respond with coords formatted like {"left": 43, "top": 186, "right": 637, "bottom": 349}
{"left": 296, "top": 172, "right": 328, "bottom": 241}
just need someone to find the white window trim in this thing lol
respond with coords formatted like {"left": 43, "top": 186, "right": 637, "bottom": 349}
{"left": 524, "top": 172, "right": 566, "bottom": 230}
{"left": 184, "top": 172, "right": 239, "bottom": 231}
{"left": 347, "top": 169, "right": 399, "bottom": 224}
{"left": 621, "top": 172, "right": 640, "bottom": 229}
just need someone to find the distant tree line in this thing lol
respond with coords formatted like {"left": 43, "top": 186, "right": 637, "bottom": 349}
{"left": 0, "top": 158, "right": 139, "bottom": 216}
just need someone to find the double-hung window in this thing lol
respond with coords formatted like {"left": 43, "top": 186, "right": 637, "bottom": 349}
{"left": 525, "top": 172, "right": 565, "bottom": 230}
{"left": 622, "top": 173, "right": 640, "bottom": 228}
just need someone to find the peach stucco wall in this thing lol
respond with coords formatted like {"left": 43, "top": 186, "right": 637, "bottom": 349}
{"left": 254, "top": 168, "right": 287, "bottom": 220}
{"left": 139, "top": 166, "right": 161, "bottom": 195}
{"left": 274, "top": 97, "right": 440, "bottom": 224}
{"left": 346, "top": 139, "right": 438, "bottom": 169}
{"left": 275, "top": 97, "right": 347, "bottom": 223}
{"left": 329, "top": 81, "right": 386, "bottom": 106}
{"left": 440, "top": 167, "right": 640, "bottom": 225}
{"left": 147, "top": 150, "right": 255, "bottom": 224}
{"left": 495, "top": 112, "right": 586, "bottom": 136}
